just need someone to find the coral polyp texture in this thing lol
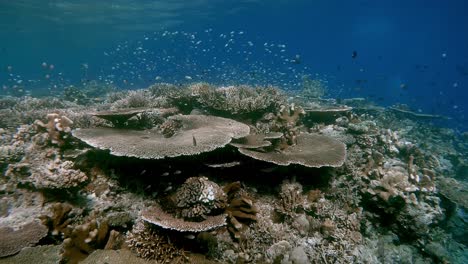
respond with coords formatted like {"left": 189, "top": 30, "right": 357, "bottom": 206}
{"left": 1, "top": 82, "right": 467, "bottom": 264}
{"left": 72, "top": 114, "right": 250, "bottom": 159}
{"left": 0, "top": 221, "right": 48, "bottom": 257}
{"left": 142, "top": 204, "right": 227, "bottom": 232}
{"left": 238, "top": 133, "right": 347, "bottom": 168}
{"left": 142, "top": 176, "right": 228, "bottom": 232}
{"left": 169, "top": 176, "right": 227, "bottom": 221}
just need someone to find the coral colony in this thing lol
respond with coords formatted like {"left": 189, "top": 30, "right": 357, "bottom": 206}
{"left": 0, "top": 82, "right": 466, "bottom": 263}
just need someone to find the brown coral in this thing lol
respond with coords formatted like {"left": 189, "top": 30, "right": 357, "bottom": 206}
{"left": 141, "top": 204, "right": 227, "bottom": 232}
{"left": 223, "top": 182, "right": 258, "bottom": 240}
{"left": 40, "top": 202, "right": 74, "bottom": 238}
{"left": 0, "top": 221, "right": 48, "bottom": 257}
{"left": 126, "top": 221, "right": 187, "bottom": 262}
{"left": 61, "top": 218, "right": 112, "bottom": 264}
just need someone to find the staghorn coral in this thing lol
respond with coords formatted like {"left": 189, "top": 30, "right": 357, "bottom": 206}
{"left": 276, "top": 180, "right": 310, "bottom": 219}
{"left": 198, "top": 85, "right": 285, "bottom": 116}
{"left": 0, "top": 221, "right": 48, "bottom": 257}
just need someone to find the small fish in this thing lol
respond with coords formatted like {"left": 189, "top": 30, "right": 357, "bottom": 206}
{"left": 205, "top": 161, "right": 241, "bottom": 168}
{"left": 192, "top": 135, "right": 197, "bottom": 146}
{"left": 291, "top": 54, "right": 301, "bottom": 64}
{"left": 352, "top": 50, "right": 358, "bottom": 59}
{"left": 185, "top": 234, "right": 196, "bottom": 239}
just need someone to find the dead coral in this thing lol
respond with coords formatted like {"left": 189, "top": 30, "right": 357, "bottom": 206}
{"left": 0, "top": 221, "right": 48, "bottom": 257}
{"left": 7, "top": 147, "right": 88, "bottom": 190}
{"left": 34, "top": 113, "right": 73, "bottom": 146}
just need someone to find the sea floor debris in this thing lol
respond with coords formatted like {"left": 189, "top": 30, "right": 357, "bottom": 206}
{"left": 0, "top": 83, "right": 466, "bottom": 263}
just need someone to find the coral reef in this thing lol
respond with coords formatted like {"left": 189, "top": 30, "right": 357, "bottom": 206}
{"left": 1, "top": 81, "right": 466, "bottom": 264}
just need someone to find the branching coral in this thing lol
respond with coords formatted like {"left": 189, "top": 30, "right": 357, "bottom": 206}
{"left": 40, "top": 202, "right": 75, "bottom": 238}
{"left": 223, "top": 182, "right": 258, "bottom": 241}
{"left": 34, "top": 113, "right": 73, "bottom": 146}
{"left": 276, "top": 180, "right": 310, "bottom": 219}
{"left": 126, "top": 221, "right": 187, "bottom": 262}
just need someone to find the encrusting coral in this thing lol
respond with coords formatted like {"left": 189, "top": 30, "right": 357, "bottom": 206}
{"left": 0, "top": 221, "right": 48, "bottom": 257}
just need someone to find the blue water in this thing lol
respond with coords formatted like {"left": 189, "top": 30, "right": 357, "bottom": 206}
{"left": 1, "top": 0, "right": 467, "bottom": 130}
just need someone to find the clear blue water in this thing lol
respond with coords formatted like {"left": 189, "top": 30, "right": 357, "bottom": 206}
{"left": 1, "top": 0, "right": 467, "bottom": 129}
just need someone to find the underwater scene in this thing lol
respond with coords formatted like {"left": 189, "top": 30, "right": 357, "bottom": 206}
{"left": 0, "top": 0, "right": 467, "bottom": 263}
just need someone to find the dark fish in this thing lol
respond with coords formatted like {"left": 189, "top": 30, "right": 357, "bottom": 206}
{"left": 352, "top": 50, "right": 358, "bottom": 59}
{"left": 192, "top": 135, "right": 197, "bottom": 146}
